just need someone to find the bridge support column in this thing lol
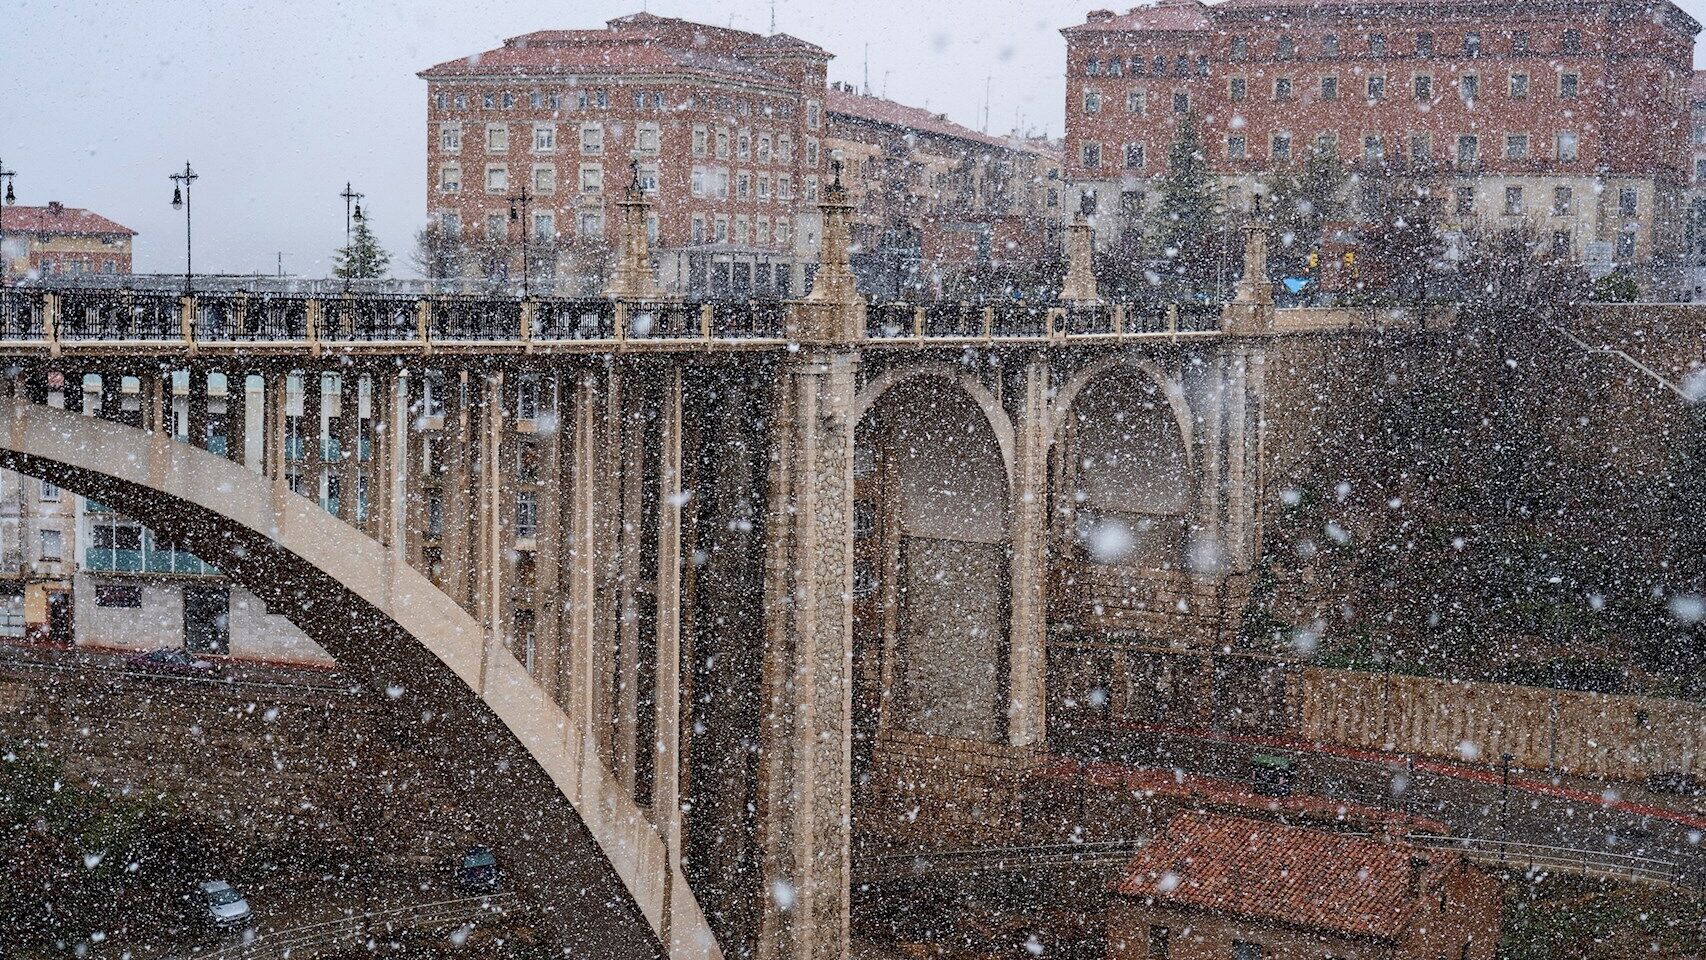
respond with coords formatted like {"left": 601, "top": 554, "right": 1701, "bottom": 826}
{"left": 336, "top": 373, "right": 360, "bottom": 524}
{"left": 384, "top": 369, "right": 410, "bottom": 561}
{"left": 263, "top": 370, "right": 288, "bottom": 484}
{"left": 302, "top": 371, "right": 324, "bottom": 505}
{"left": 224, "top": 371, "right": 248, "bottom": 466}
{"left": 1006, "top": 356, "right": 1051, "bottom": 747}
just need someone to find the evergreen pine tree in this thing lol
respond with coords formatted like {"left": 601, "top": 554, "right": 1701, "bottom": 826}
{"left": 334, "top": 215, "right": 391, "bottom": 280}
{"left": 1263, "top": 148, "right": 1347, "bottom": 282}
{"left": 1145, "top": 112, "right": 1225, "bottom": 300}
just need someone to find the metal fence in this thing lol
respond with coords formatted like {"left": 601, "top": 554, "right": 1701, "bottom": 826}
{"left": 178, "top": 893, "right": 513, "bottom": 960}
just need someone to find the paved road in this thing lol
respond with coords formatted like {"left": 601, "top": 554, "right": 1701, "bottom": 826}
{"left": 1058, "top": 727, "right": 1706, "bottom": 884}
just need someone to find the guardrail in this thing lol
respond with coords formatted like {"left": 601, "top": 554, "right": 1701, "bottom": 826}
{"left": 178, "top": 892, "right": 514, "bottom": 960}
{"left": 854, "top": 839, "right": 1151, "bottom": 882}
{"left": 1407, "top": 833, "right": 1682, "bottom": 886}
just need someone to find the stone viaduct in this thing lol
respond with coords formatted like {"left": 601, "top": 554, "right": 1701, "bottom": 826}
{"left": 0, "top": 176, "right": 1376, "bottom": 959}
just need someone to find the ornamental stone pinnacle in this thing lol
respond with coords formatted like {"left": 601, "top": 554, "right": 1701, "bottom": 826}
{"left": 605, "top": 160, "right": 663, "bottom": 301}
{"left": 791, "top": 158, "right": 865, "bottom": 344}
{"left": 1060, "top": 191, "right": 1100, "bottom": 305}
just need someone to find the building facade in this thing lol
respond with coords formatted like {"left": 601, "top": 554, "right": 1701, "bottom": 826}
{"left": 0, "top": 202, "right": 135, "bottom": 282}
{"left": 823, "top": 83, "right": 1064, "bottom": 298}
{"left": 1062, "top": 0, "right": 1699, "bottom": 291}
{"left": 419, "top": 12, "right": 832, "bottom": 297}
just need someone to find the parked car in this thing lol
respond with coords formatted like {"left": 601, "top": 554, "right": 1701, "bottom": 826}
{"left": 1644, "top": 771, "right": 1705, "bottom": 797}
{"left": 455, "top": 846, "right": 500, "bottom": 893}
{"left": 199, "top": 880, "right": 252, "bottom": 927}
{"left": 126, "top": 648, "right": 215, "bottom": 676}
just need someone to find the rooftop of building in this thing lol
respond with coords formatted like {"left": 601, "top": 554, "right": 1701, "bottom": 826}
{"left": 1065, "top": 0, "right": 1698, "bottom": 33}
{"left": 4, "top": 203, "right": 135, "bottom": 238}
{"left": 418, "top": 12, "right": 828, "bottom": 87}
{"left": 1114, "top": 812, "right": 1460, "bottom": 942}
{"left": 825, "top": 84, "right": 1052, "bottom": 155}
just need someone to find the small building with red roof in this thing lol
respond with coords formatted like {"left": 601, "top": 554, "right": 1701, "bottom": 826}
{"left": 1, "top": 201, "right": 136, "bottom": 281}
{"left": 1108, "top": 812, "right": 1500, "bottom": 959}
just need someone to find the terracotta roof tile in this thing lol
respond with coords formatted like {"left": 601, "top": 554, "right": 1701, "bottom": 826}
{"left": 1114, "top": 812, "right": 1449, "bottom": 941}
{"left": 1064, "top": 0, "right": 1212, "bottom": 34}
{"left": 825, "top": 88, "right": 1046, "bottom": 154}
{"left": 4, "top": 205, "right": 135, "bottom": 237}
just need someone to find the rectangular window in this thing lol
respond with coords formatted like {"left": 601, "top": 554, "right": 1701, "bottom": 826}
{"left": 636, "top": 123, "right": 660, "bottom": 155}
{"left": 483, "top": 92, "right": 496, "bottom": 109}
{"left": 1415, "top": 32, "right": 1433, "bottom": 57}
{"left": 1457, "top": 134, "right": 1479, "bottom": 166}
{"left": 779, "top": 135, "right": 792, "bottom": 161}
{"left": 580, "top": 163, "right": 603, "bottom": 194}
{"left": 1227, "top": 135, "right": 1247, "bottom": 160}
{"left": 1367, "top": 75, "right": 1386, "bottom": 100}
{"left": 486, "top": 123, "right": 508, "bottom": 153}
{"left": 485, "top": 165, "right": 508, "bottom": 193}
{"left": 716, "top": 128, "right": 731, "bottom": 159}
{"left": 1127, "top": 91, "right": 1147, "bottom": 114}
{"left": 806, "top": 138, "right": 820, "bottom": 166}
{"left": 1455, "top": 184, "right": 1475, "bottom": 215}
{"left": 1509, "top": 73, "right": 1529, "bottom": 98}
{"left": 1506, "top": 134, "right": 1529, "bottom": 159}
{"left": 1414, "top": 74, "right": 1432, "bottom": 101}
{"left": 1320, "top": 76, "right": 1338, "bottom": 100}
{"left": 486, "top": 212, "right": 505, "bottom": 237}
{"left": 1552, "top": 230, "right": 1572, "bottom": 256}
{"left": 1464, "top": 32, "right": 1481, "bottom": 57}
{"left": 501, "top": 91, "right": 514, "bottom": 109}
{"left": 736, "top": 171, "right": 750, "bottom": 199}
{"left": 691, "top": 214, "right": 706, "bottom": 244}
{"left": 1231, "top": 36, "right": 1248, "bottom": 60}
{"left": 1315, "top": 131, "right": 1338, "bottom": 156}
{"left": 1172, "top": 91, "right": 1189, "bottom": 114}
{"left": 1512, "top": 30, "right": 1531, "bottom": 54}
{"left": 1460, "top": 74, "right": 1479, "bottom": 102}
{"left": 737, "top": 129, "right": 751, "bottom": 159}
{"left": 1368, "top": 33, "right": 1386, "bottom": 57}
{"left": 1273, "top": 77, "right": 1292, "bottom": 100}
{"left": 1229, "top": 77, "right": 1247, "bottom": 102}
{"left": 1553, "top": 186, "right": 1573, "bottom": 215}
{"left": 1616, "top": 229, "right": 1636, "bottom": 259}
{"left": 580, "top": 122, "right": 603, "bottom": 155}
{"left": 733, "top": 215, "right": 749, "bottom": 244}
{"left": 1232, "top": 942, "right": 1262, "bottom": 960}
{"left": 757, "top": 173, "right": 771, "bottom": 200}
{"left": 757, "top": 135, "right": 772, "bottom": 163}
{"left": 1081, "top": 143, "right": 1101, "bottom": 168}
{"left": 693, "top": 125, "right": 708, "bottom": 157}
{"left": 1147, "top": 925, "right": 1170, "bottom": 960}
{"left": 776, "top": 217, "right": 790, "bottom": 244}
{"left": 533, "top": 212, "right": 554, "bottom": 241}
{"left": 1504, "top": 185, "right": 1524, "bottom": 215}
{"left": 804, "top": 176, "right": 818, "bottom": 201}
{"left": 1557, "top": 131, "right": 1579, "bottom": 161}
{"left": 532, "top": 123, "right": 556, "bottom": 153}
{"left": 1272, "top": 133, "right": 1292, "bottom": 162}
{"left": 1322, "top": 33, "right": 1340, "bottom": 57}
{"left": 440, "top": 123, "right": 462, "bottom": 152}
{"left": 1121, "top": 143, "right": 1145, "bottom": 169}
{"left": 1083, "top": 89, "right": 1102, "bottom": 114}
{"left": 439, "top": 165, "right": 461, "bottom": 194}
{"left": 578, "top": 210, "right": 604, "bottom": 236}
{"left": 806, "top": 99, "right": 821, "bottom": 129}
{"left": 1620, "top": 187, "right": 1638, "bottom": 218}
{"left": 1363, "top": 135, "right": 1383, "bottom": 162}
{"left": 533, "top": 164, "right": 555, "bottom": 194}
{"left": 95, "top": 584, "right": 142, "bottom": 608}
{"left": 1275, "top": 36, "right": 1294, "bottom": 60}
{"left": 779, "top": 174, "right": 793, "bottom": 200}
{"left": 1409, "top": 132, "right": 1431, "bottom": 161}
{"left": 515, "top": 491, "right": 538, "bottom": 540}
{"left": 39, "top": 529, "right": 61, "bottom": 561}
{"left": 1560, "top": 72, "right": 1579, "bottom": 99}
{"left": 1561, "top": 28, "right": 1582, "bottom": 54}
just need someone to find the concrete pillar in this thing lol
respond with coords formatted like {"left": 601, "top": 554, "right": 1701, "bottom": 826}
{"left": 1060, "top": 197, "right": 1101, "bottom": 305}
{"left": 443, "top": 370, "right": 475, "bottom": 611}
{"left": 563, "top": 370, "right": 602, "bottom": 775}
{"left": 301, "top": 370, "right": 324, "bottom": 505}
{"left": 336, "top": 373, "right": 360, "bottom": 524}
{"left": 1005, "top": 356, "right": 1051, "bottom": 747}
{"left": 614, "top": 380, "right": 645, "bottom": 797}
{"left": 186, "top": 369, "right": 210, "bottom": 449}
{"left": 476, "top": 370, "right": 506, "bottom": 694}
{"left": 263, "top": 370, "right": 288, "bottom": 482}
{"left": 756, "top": 347, "right": 860, "bottom": 960}
{"left": 536, "top": 374, "right": 564, "bottom": 701}
{"left": 385, "top": 369, "right": 411, "bottom": 561}
{"left": 653, "top": 366, "right": 685, "bottom": 839}
{"left": 225, "top": 371, "right": 248, "bottom": 466}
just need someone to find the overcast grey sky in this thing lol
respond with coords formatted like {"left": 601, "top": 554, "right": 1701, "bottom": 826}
{"left": 5, "top": 0, "right": 1705, "bottom": 277}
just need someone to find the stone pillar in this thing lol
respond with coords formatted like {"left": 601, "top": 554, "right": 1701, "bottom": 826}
{"left": 263, "top": 370, "right": 288, "bottom": 482}
{"left": 653, "top": 365, "right": 685, "bottom": 842}
{"left": 186, "top": 369, "right": 209, "bottom": 448}
{"left": 563, "top": 370, "right": 603, "bottom": 775}
{"left": 1060, "top": 195, "right": 1100, "bottom": 305}
{"left": 443, "top": 370, "right": 475, "bottom": 611}
{"left": 301, "top": 370, "right": 324, "bottom": 505}
{"left": 336, "top": 373, "right": 361, "bottom": 524}
{"left": 614, "top": 382, "right": 645, "bottom": 796}
{"left": 535, "top": 374, "right": 564, "bottom": 701}
{"left": 605, "top": 163, "right": 663, "bottom": 301}
{"left": 225, "top": 371, "right": 248, "bottom": 466}
{"left": 1005, "top": 356, "right": 1051, "bottom": 747}
{"left": 1224, "top": 223, "right": 1276, "bottom": 335}
{"left": 476, "top": 370, "right": 506, "bottom": 694}
{"left": 757, "top": 161, "right": 864, "bottom": 960}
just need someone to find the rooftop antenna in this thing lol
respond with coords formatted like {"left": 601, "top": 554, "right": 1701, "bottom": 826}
{"left": 983, "top": 75, "right": 991, "bottom": 133}
{"left": 882, "top": 70, "right": 891, "bottom": 98}
{"left": 864, "top": 44, "right": 870, "bottom": 95}
{"left": 770, "top": 0, "right": 777, "bottom": 33}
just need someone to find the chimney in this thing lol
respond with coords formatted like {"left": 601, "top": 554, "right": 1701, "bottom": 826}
{"left": 1086, "top": 9, "right": 1116, "bottom": 22}
{"left": 47, "top": 201, "right": 64, "bottom": 216}
{"left": 1407, "top": 855, "right": 1429, "bottom": 898}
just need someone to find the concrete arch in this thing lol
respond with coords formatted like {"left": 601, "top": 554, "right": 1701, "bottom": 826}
{"left": 1047, "top": 354, "right": 1195, "bottom": 464}
{"left": 0, "top": 397, "right": 717, "bottom": 960}
{"left": 852, "top": 363, "right": 1015, "bottom": 487}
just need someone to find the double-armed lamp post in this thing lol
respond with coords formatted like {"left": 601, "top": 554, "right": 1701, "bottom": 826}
{"left": 0, "top": 159, "right": 16, "bottom": 288}
{"left": 340, "top": 182, "right": 365, "bottom": 292}
{"left": 168, "top": 161, "right": 197, "bottom": 294}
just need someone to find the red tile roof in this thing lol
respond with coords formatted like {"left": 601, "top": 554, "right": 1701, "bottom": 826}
{"left": 1063, "top": 0, "right": 1212, "bottom": 34}
{"left": 418, "top": 13, "right": 825, "bottom": 86}
{"left": 4, "top": 205, "right": 135, "bottom": 238}
{"left": 1114, "top": 812, "right": 1451, "bottom": 942}
{"left": 825, "top": 88, "right": 1044, "bottom": 154}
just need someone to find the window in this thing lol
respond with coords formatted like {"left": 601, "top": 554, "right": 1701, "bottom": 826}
{"left": 1320, "top": 76, "right": 1338, "bottom": 100}
{"left": 1504, "top": 185, "right": 1524, "bottom": 215}
{"left": 716, "top": 128, "right": 731, "bottom": 159}
{"left": 1557, "top": 131, "right": 1579, "bottom": 161}
{"left": 486, "top": 212, "right": 505, "bottom": 237}
{"left": 486, "top": 123, "right": 508, "bottom": 153}
{"left": 1273, "top": 77, "right": 1292, "bottom": 100}
{"left": 1124, "top": 143, "right": 1146, "bottom": 169}
{"left": 690, "top": 166, "right": 706, "bottom": 197}
{"left": 439, "top": 164, "right": 462, "bottom": 194}
{"left": 1414, "top": 74, "right": 1432, "bottom": 101}
{"left": 1368, "top": 33, "right": 1386, "bottom": 57}
{"left": 1230, "top": 77, "right": 1247, "bottom": 102}
{"left": 1560, "top": 72, "right": 1579, "bottom": 99}
{"left": 1457, "top": 134, "right": 1479, "bottom": 166}
{"left": 737, "top": 129, "right": 751, "bottom": 159}
{"left": 1463, "top": 32, "right": 1481, "bottom": 57}
{"left": 1321, "top": 33, "right": 1340, "bottom": 57}
{"left": 95, "top": 584, "right": 142, "bottom": 608}
{"left": 453, "top": 93, "right": 467, "bottom": 110}
{"left": 1616, "top": 229, "right": 1637, "bottom": 259}
{"left": 778, "top": 135, "right": 792, "bottom": 161}
{"left": 806, "top": 99, "right": 821, "bottom": 129}
{"left": 1367, "top": 75, "right": 1386, "bottom": 100}
{"left": 533, "top": 212, "right": 554, "bottom": 241}
{"left": 805, "top": 137, "right": 819, "bottom": 166}
{"left": 578, "top": 210, "right": 604, "bottom": 236}
{"left": 1696, "top": 158, "right": 1706, "bottom": 181}
{"left": 1081, "top": 143, "right": 1101, "bottom": 168}
{"left": 692, "top": 125, "right": 708, "bottom": 157}
{"left": 1272, "top": 133, "right": 1292, "bottom": 162}
{"left": 779, "top": 174, "right": 792, "bottom": 200}
{"left": 1455, "top": 185, "right": 1475, "bottom": 215}
{"left": 485, "top": 164, "right": 508, "bottom": 193}
{"left": 1409, "top": 132, "right": 1431, "bottom": 161}
{"left": 775, "top": 217, "right": 790, "bottom": 244}
{"left": 1227, "top": 135, "right": 1247, "bottom": 160}
{"left": 804, "top": 176, "right": 818, "bottom": 201}
{"left": 580, "top": 163, "right": 603, "bottom": 194}
{"left": 636, "top": 163, "right": 658, "bottom": 194}
{"left": 501, "top": 91, "right": 514, "bottom": 109}
{"left": 39, "top": 529, "right": 61, "bottom": 561}
{"left": 580, "top": 122, "right": 603, "bottom": 155}
{"left": 1561, "top": 28, "right": 1582, "bottom": 54}
{"left": 482, "top": 92, "right": 496, "bottom": 109}
{"left": 1106, "top": 59, "right": 1123, "bottom": 77}
{"left": 1552, "top": 230, "right": 1572, "bottom": 256}
{"left": 757, "top": 135, "right": 772, "bottom": 163}
{"left": 1315, "top": 131, "right": 1339, "bottom": 156}
{"left": 1620, "top": 187, "right": 1639, "bottom": 218}
{"left": 1127, "top": 91, "right": 1147, "bottom": 114}
{"left": 757, "top": 173, "right": 771, "bottom": 200}
{"left": 1276, "top": 36, "right": 1294, "bottom": 60}
{"left": 441, "top": 211, "right": 461, "bottom": 236}
{"left": 533, "top": 164, "right": 555, "bottom": 194}
{"left": 1506, "top": 134, "right": 1529, "bottom": 160}
{"left": 1363, "top": 135, "right": 1384, "bottom": 162}
{"left": 440, "top": 123, "right": 462, "bottom": 152}
{"left": 1172, "top": 91, "right": 1189, "bottom": 114}
{"left": 1512, "top": 30, "right": 1531, "bottom": 54}
{"left": 1230, "top": 36, "right": 1248, "bottom": 60}
{"left": 532, "top": 123, "right": 556, "bottom": 153}
{"left": 736, "top": 171, "right": 750, "bottom": 199}
{"left": 1459, "top": 74, "right": 1479, "bottom": 102}
{"left": 1083, "top": 89, "right": 1103, "bottom": 114}
{"left": 516, "top": 491, "right": 538, "bottom": 540}
{"left": 1146, "top": 925, "right": 1170, "bottom": 960}
{"left": 734, "top": 215, "right": 749, "bottom": 244}
{"left": 1232, "top": 942, "right": 1262, "bottom": 960}
{"left": 691, "top": 214, "right": 706, "bottom": 244}
{"left": 1553, "top": 186, "right": 1573, "bottom": 215}
{"left": 635, "top": 122, "right": 660, "bottom": 155}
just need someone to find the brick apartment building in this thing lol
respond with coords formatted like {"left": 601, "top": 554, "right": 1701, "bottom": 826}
{"left": 1062, "top": 0, "right": 1699, "bottom": 292}
{"left": 824, "top": 83, "right": 1064, "bottom": 298}
{"left": 0, "top": 202, "right": 135, "bottom": 282}
{"left": 419, "top": 13, "right": 832, "bottom": 297}
{"left": 1108, "top": 813, "right": 1502, "bottom": 960}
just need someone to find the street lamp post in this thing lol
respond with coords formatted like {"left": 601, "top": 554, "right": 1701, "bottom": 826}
{"left": 169, "top": 161, "right": 198, "bottom": 294}
{"left": 508, "top": 182, "right": 532, "bottom": 297}
{"left": 0, "top": 160, "right": 15, "bottom": 288}
{"left": 1499, "top": 751, "right": 1514, "bottom": 863}
{"left": 339, "top": 182, "right": 365, "bottom": 292}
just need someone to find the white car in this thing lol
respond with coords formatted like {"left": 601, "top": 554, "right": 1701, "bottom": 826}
{"left": 200, "top": 880, "right": 252, "bottom": 927}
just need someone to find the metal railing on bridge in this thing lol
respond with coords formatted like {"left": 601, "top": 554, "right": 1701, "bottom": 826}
{"left": 0, "top": 288, "right": 1228, "bottom": 348}
{"left": 174, "top": 892, "right": 514, "bottom": 960}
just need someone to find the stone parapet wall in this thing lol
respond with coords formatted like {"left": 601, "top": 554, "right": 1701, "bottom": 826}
{"left": 859, "top": 728, "right": 1042, "bottom": 850}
